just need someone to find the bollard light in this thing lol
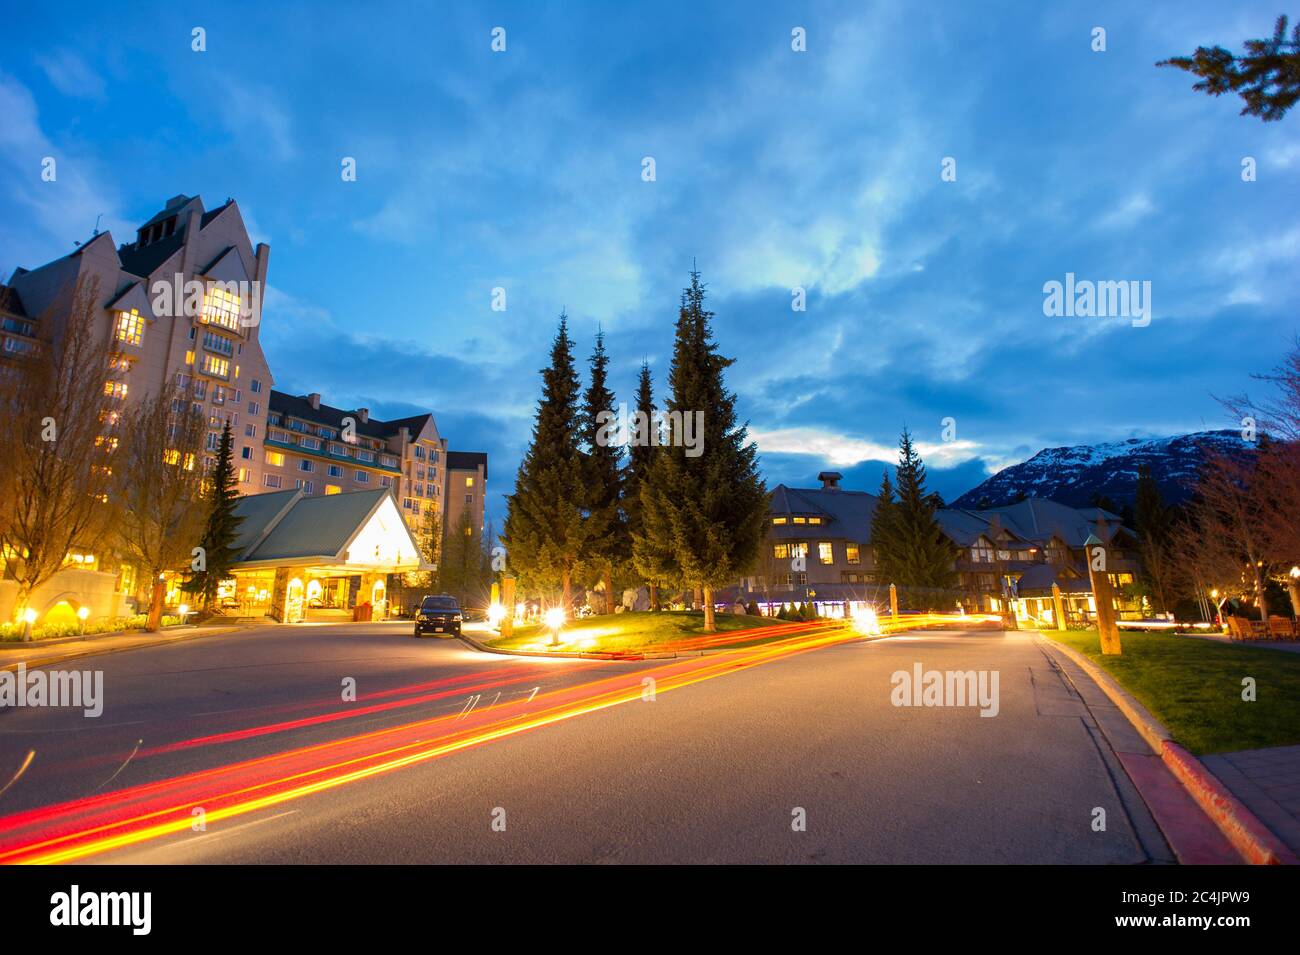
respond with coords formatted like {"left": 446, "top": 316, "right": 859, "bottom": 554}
{"left": 545, "top": 606, "right": 565, "bottom": 646}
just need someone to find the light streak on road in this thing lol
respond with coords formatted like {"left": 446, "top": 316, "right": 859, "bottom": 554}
{"left": 0, "top": 613, "right": 979, "bottom": 864}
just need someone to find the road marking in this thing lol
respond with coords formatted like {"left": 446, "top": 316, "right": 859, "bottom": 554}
{"left": 0, "top": 750, "right": 35, "bottom": 801}
{"left": 165, "top": 810, "right": 300, "bottom": 849}
{"left": 94, "top": 740, "right": 142, "bottom": 792}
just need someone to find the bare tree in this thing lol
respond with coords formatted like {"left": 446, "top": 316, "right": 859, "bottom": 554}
{"left": 0, "top": 279, "right": 119, "bottom": 625}
{"left": 113, "top": 388, "right": 208, "bottom": 631}
{"left": 1223, "top": 337, "right": 1300, "bottom": 588}
{"left": 1188, "top": 452, "right": 1273, "bottom": 620}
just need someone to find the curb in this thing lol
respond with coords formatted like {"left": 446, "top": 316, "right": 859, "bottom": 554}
{"left": 0, "top": 624, "right": 254, "bottom": 673}
{"left": 1039, "top": 632, "right": 1297, "bottom": 866}
{"left": 455, "top": 631, "right": 713, "bottom": 661}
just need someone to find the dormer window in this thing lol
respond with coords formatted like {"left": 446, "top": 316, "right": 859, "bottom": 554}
{"left": 114, "top": 308, "right": 145, "bottom": 346}
{"left": 200, "top": 285, "right": 242, "bottom": 331}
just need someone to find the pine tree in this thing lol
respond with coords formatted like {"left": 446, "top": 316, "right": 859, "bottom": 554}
{"left": 1158, "top": 15, "right": 1300, "bottom": 122}
{"left": 580, "top": 330, "right": 627, "bottom": 615}
{"left": 184, "top": 421, "right": 244, "bottom": 609}
{"left": 889, "top": 428, "right": 957, "bottom": 593}
{"left": 502, "top": 313, "right": 591, "bottom": 614}
{"left": 441, "top": 508, "right": 485, "bottom": 607}
{"left": 637, "top": 269, "right": 768, "bottom": 631}
{"left": 625, "top": 360, "right": 665, "bottom": 609}
{"left": 870, "top": 469, "right": 900, "bottom": 584}
{"left": 1135, "top": 465, "right": 1177, "bottom": 613}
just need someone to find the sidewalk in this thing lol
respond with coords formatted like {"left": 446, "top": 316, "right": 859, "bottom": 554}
{"left": 1203, "top": 746, "right": 1300, "bottom": 854}
{"left": 0, "top": 622, "right": 255, "bottom": 671}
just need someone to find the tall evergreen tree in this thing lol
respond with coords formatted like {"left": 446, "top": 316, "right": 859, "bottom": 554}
{"left": 502, "top": 313, "right": 591, "bottom": 614}
{"left": 869, "top": 469, "right": 900, "bottom": 584}
{"left": 887, "top": 428, "right": 957, "bottom": 592}
{"left": 580, "top": 330, "right": 627, "bottom": 614}
{"left": 1135, "top": 465, "right": 1176, "bottom": 613}
{"left": 637, "top": 269, "right": 767, "bottom": 631}
{"left": 184, "top": 421, "right": 244, "bottom": 609}
{"left": 624, "top": 360, "right": 665, "bottom": 609}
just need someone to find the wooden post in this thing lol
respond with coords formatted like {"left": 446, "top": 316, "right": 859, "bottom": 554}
{"left": 1051, "top": 582, "right": 1067, "bottom": 631}
{"left": 1085, "top": 534, "right": 1122, "bottom": 655}
{"left": 500, "top": 576, "right": 515, "bottom": 639}
{"left": 1288, "top": 573, "right": 1300, "bottom": 617}
{"left": 889, "top": 583, "right": 898, "bottom": 620}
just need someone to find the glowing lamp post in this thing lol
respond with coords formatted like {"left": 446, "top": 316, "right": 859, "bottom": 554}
{"left": 77, "top": 605, "right": 90, "bottom": 636}
{"left": 488, "top": 602, "right": 506, "bottom": 629}
{"left": 545, "top": 606, "right": 565, "bottom": 647}
{"left": 1288, "top": 567, "right": 1300, "bottom": 617}
{"left": 178, "top": 603, "right": 190, "bottom": 626}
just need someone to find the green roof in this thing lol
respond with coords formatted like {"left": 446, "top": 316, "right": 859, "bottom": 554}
{"left": 232, "top": 487, "right": 405, "bottom": 565}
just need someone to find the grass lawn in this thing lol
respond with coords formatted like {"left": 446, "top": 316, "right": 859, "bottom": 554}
{"left": 485, "top": 610, "right": 792, "bottom": 654}
{"left": 1051, "top": 629, "right": 1300, "bottom": 755}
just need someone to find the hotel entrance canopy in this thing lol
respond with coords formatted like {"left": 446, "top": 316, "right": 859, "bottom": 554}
{"left": 230, "top": 487, "right": 431, "bottom": 575}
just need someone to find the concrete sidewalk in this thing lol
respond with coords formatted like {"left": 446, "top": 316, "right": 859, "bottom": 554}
{"left": 0, "top": 622, "right": 257, "bottom": 671}
{"left": 1204, "top": 746, "right": 1300, "bottom": 855}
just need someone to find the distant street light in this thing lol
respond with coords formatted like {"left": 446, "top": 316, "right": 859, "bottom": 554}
{"left": 21, "top": 607, "right": 37, "bottom": 642}
{"left": 77, "top": 606, "right": 89, "bottom": 636}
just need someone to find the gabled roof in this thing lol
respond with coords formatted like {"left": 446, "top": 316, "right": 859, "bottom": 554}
{"left": 231, "top": 487, "right": 428, "bottom": 569}
{"left": 117, "top": 232, "right": 184, "bottom": 278}
{"left": 973, "top": 498, "right": 1122, "bottom": 548}
{"left": 767, "top": 484, "right": 878, "bottom": 541}
{"left": 0, "top": 285, "right": 28, "bottom": 318}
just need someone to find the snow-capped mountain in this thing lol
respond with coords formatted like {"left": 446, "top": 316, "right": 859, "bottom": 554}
{"left": 952, "top": 430, "right": 1255, "bottom": 510}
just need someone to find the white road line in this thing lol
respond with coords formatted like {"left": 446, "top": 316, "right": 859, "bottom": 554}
{"left": 168, "top": 810, "right": 300, "bottom": 848}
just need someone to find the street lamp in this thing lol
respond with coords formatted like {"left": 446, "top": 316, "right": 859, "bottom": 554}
{"left": 488, "top": 602, "right": 506, "bottom": 629}
{"left": 77, "top": 605, "right": 89, "bottom": 636}
{"left": 545, "top": 606, "right": 565, "bottom": 647}
{"left": 21, "top": 607, "right": 37, "bottom": 643}
{"left": 178, "top": 603, "right": 190, "bottom": 626}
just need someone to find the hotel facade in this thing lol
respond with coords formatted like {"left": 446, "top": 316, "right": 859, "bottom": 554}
{"left": 2, "top": 194, "right": 486, "bottom": 624}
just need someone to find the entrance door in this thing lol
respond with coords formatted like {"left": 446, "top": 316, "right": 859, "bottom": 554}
{"left": 286, "top": 578, "right": 305, "bottom": 624}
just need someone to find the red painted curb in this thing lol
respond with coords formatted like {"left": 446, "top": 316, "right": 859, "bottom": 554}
{"left": 1160, "top": 740, "right": 1299, "bottom": 866}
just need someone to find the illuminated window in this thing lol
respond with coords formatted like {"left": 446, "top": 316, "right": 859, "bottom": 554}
{"left": 818, "top": 542, "right": 833, "bottom": 564}
{"left": 114, "top": 309, "right": 144, "bottom": 346}
{"left": 808, "top": 517, "right": 822, "bottom": 525}
{"left": 465, "top": 476, "right": 474, "bottom": 487}
{"left": 774, "top": 544, "right": 789, "bottom": 559}
{"left": 201, "top": 285, "right": 242, "bottom": 331}
{"left": 104, "top": 381, "right": 128, "bottom": 400}
{"left": 847, "top": 543, "right": 861, "bottom": 564}
{"left": 772, "top": 517, "right": 787, "bottom": 525}
{"left": 185, "top": 350, "right": 195, "bottom": 366}
{"left": 792, "top": 517, "right": 807, "bottom": 524}
{"left": 265, "top": 450, "right": 285, "bottom": 467}
{"left": 325, "top": 484, "right": 341, "bottom": 495}
{"left": 200, "top": 354, "right": 230, "bottom": 378}
{"left": 237, "top": 467, "right": 252, "bottom": 483}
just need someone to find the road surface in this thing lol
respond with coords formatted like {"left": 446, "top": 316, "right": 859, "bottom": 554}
{"left": 0, "top": 621, "right": 1200, "bottom": 863}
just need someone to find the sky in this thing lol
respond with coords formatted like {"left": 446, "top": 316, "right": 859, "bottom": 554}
{"left": 2, "top": 1, "right": 1298, "bottom": 529}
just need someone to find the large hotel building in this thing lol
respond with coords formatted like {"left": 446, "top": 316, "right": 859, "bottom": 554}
{"left": 2, "top": 193, "right": 485, "bottom": 621}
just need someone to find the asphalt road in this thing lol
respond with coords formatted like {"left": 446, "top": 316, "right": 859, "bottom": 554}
{"left": 0, "top": 622, "right": 1178, "bottom": 863}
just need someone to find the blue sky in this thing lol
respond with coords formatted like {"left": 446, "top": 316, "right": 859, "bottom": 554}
{"left": 2, "top": 1, "right": 1298, "bottom": 528}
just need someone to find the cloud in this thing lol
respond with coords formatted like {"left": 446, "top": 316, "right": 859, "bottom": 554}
{"left": 35, "top": 49, "right": 106, "bottom": 100}
{"left": 0, "top": 72, "right": 126, "bottom": 269}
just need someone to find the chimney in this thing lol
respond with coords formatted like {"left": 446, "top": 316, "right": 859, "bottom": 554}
{"left": 357, "top": 407, "right": 369, "bottom": 424}
{"left": 818, "top": 470, "right": 843, "bottom": 491}
{"left": 307, "top": 393, "right": 321, "bottom": 410}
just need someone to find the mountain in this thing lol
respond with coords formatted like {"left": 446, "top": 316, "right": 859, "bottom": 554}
{"left": 952, "top": 430, "right": 1255, "bottom": 511}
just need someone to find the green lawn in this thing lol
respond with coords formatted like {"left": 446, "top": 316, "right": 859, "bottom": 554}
{"left": 1051, "top": 629, "right": 1300, "bottom": 755}
{"left": 486, "top": 610, "right": 788, "bottom": 654}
